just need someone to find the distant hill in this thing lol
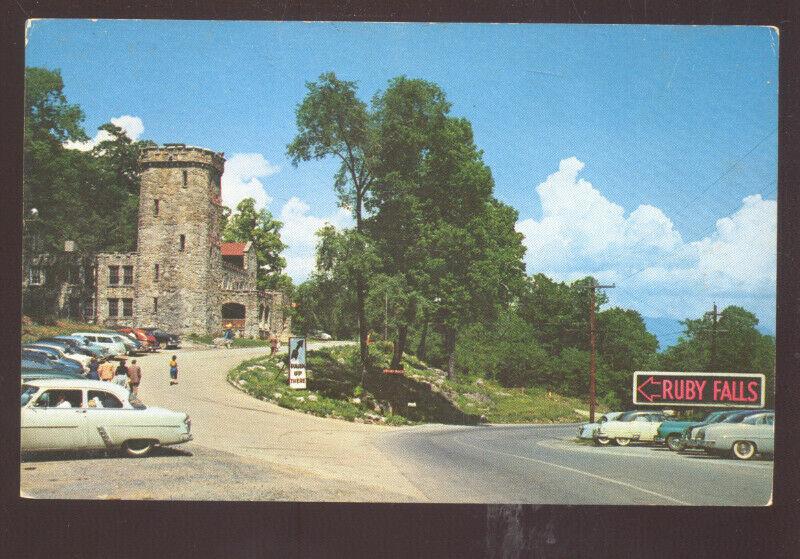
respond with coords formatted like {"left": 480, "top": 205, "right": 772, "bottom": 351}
{"left": 644, "top": 316, "right": 685, "bottom": 351}
{"left": 644, "top": 316, "right": 775, "bottom": 352}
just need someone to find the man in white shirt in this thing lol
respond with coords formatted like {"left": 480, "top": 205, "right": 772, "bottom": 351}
{"left": 54, "top": 395, "right": 72, "bottom": 408}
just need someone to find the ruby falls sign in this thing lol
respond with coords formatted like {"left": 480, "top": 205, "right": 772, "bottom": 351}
{"left": 632, "top": 371, "right": 765, "bottom": 408}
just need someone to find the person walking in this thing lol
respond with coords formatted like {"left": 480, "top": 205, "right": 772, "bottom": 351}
{"left": 224, "top": 325, "right": 234, "bottom": 349}
{"left": 98, "top": 359, "right": 116, "bottom": 381}
{"left": 87, "top": 356, "right": 100, "bottom": 380}
{"left": 169, "top": 355, "right": 179, "bottom": 385}
{"left": 269, "top": 332, "right": 279, "bottom": 357}
{"left": 113, "top": 359, "right": 129, "bottom": 389}
{"left": 126, "top": 359, "right": 142, "bottom": 395}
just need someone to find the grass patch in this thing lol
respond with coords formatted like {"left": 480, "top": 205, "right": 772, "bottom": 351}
{"left": 229, "top": 343, "right": 592, "bottom": 425}
{"left": 21, "top": 317, "right": 112, "bottom": 343}
{"left": 185, "top": 333, "right": 269, "bottom": 347}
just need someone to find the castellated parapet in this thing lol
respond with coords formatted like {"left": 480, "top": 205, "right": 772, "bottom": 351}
{"left": 92, "top": 143, "right": 290, "bottom": 340}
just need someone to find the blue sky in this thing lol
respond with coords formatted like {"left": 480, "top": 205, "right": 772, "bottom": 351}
{"left": 25, "top": 20, "right": 778, "bottom": 334}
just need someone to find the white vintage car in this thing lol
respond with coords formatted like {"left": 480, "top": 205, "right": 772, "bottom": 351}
{"left": 595, "top": 411, "right": 669, "bottom": 446}
{"left": 696, "top": 411, "right": 774, "bottom": 460}
{"left": 21, "top": 379, "right": 192, "bottom": 457}
{"left": 578, "top": 411, "right": 624, "bottom": 442}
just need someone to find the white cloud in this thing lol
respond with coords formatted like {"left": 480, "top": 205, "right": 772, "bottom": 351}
{"left": 64, "top": 115, "right": 144, "bottom": 151}
{"left": 279, "top": 197, "right": 352, "bottom": 282}
{"left": 221, "top": 153, "right": 280, "bottom": 211}
{"left": 517, "top": 157, "right": 776, "bottom": 331}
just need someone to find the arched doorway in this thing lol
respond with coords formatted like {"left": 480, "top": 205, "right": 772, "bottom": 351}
{"left": 221, "top": 302, "right": 246, "bottom": 332}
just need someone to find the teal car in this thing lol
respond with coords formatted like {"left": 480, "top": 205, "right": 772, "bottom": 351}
{"left": 656, "top": 410, "right": 743, "bottom": 451}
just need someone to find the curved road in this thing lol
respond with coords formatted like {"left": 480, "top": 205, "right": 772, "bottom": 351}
{"left": 21, "top": 345, "right": 772, "bottom": 505}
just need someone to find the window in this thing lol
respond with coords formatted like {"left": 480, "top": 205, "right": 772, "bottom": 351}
{"left": 28, "top": 266, "right": 45, "bottom": 286}
{"left": 87, "top": 390, "right": 123, "bottom": 409}
{"left": 108, "top": 298, "right": 119, "bottom": 317}
{"left": 153, "top": 297, "right": 158, "bottom": 313}
{"left": 182, "top": 170, "right": 188, "bottom": 187}
{"left": 122, "top": 298, "right": 133, "bottom": 317}
{"left": 153, "top": 199, "right": 160, "bottom": 216}
{"left": 109, "top": 266, "right": 120, "bottom": 285}
{"left": 97, "top": 336, "right": 113, "bottom": 343}
{"left": 179, "top": 235, "right": 186, "bottom": 251}
{"left": 33, "top": 389, "right": 83, "bottom": 408}
{"left": 123, "top": 265, "right": 134, "bottom": 285}
{"left": 154, "top": 264, "right": 160, "bottom": 281}
{"left": 66, "top": 265, "right": 79, "bottom": 285}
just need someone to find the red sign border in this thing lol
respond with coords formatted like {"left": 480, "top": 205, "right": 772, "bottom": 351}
{"left": 632, "top": 371, "right": 766, "bottom": 408}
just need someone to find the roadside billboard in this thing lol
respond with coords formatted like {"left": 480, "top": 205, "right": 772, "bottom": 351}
{"left": 632, "top": 371, "right": 765, "bottom": 408}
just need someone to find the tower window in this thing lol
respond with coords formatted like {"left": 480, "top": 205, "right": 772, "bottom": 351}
{"left": 123, "top": 265, "right": 133, "bottom": 285}
{"left": 179, "top": 235, "right": 186, "bottom": 251}
{"left": 153, "top": 297, "right": 158, "bottom": 313}
{"left": 108, "top": 298, "right": 119, "bottom": 317}
{"left": 109, "top": 266, "right": 119, "bottom": 285}
{"left": 153, "top": 199, "right": 160, "bottom": 216}
{"left": 154, "top": 264, "right": 160, "bottom": 281}
{"left": 182, "top": 170, "right": 188, "bottom": 188}
{"left": 29, "top": 266, "right": 45, "bottom": 286}
{"left": 122, "top": 298, "right": 133, "bottom": 317}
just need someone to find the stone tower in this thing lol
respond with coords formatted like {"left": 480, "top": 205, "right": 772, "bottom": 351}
{"left": 135, "top": 144, "right": 226, "bottom": 334}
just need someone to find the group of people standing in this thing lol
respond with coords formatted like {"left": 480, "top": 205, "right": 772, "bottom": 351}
{"left": 86, "top": 355, "right": 179, "bottom": 392}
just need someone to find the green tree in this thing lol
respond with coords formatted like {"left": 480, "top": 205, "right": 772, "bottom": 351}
{"left": 287, "top": 72, "right": 374, "bottom": 378}
{"left": 222, "top": 198, "right": 291, "bottom": 291}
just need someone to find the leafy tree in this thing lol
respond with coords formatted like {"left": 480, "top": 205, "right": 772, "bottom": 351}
{"left": 222, "top": 198, "right": 291, "bottom": 291}
{"left": 288, "top": 72, "right": 374, "bottom": 378}
{"left": 659, "top": 305, "right": 776, "bottom": 406}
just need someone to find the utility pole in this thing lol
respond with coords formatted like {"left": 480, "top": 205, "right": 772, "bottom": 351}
{"left": 584, "top": 280, "right": 615, "bottom": 423}
{"left": 384, "top": 291, "right": 388, "bottom": 340}
{"left": 703, "top": 302, "right": 726, "bottom": 371}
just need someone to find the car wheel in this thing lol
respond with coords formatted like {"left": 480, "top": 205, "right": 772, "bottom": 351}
{"left": 666, "top": 434, "right": 683, "bottom": 451}
{"left": 595, "top": 437, "right": 611, "bottom": 446}
{"left": 615, "top": 437, "right": 631, "bottom": 446}
{"left": 123, "top": 440, "right": 155, "bottom": 457}
{"left": 732, "top": 440, "right": 757, "bottom": 460}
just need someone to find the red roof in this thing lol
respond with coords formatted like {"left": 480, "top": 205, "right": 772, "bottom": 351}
{"left": 220, "top": 242, "right": 246, "bottom": 256}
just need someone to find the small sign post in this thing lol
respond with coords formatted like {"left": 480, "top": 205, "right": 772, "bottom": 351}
{"left": 288, "top": 336, "right": 306, "bottom": 390}
{"left": 632, "top": 371, "right": 765, "bottom": 408}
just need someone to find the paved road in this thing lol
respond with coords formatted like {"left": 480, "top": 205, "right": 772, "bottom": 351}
{"left": 20, "top": 345, "right": 773, "bottom": 505}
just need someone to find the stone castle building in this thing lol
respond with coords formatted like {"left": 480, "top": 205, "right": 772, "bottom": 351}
{"left": 93, "top": 143, "right": 290, "bottom": 339}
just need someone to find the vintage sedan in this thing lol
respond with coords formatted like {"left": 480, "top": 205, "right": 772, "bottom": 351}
{"left": 578, "top": 411, "right": 624, "bottom": 442}
{"left": 595, "top": 411, "right": 669, "bottom": 446}
{"left": 684, "top": 409, "right": 766, "bottom": 450}
{"left": 695, "top": 411, "right": 774, "bottom": 460}
{"left": 21, "top": 379, "right": 192, "bottom": 457}
{"left": 656, "top": 410, "right": 744, "bottom": 451}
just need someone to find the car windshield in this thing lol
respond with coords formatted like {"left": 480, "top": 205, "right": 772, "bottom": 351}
{"left": 617, "top": 412, "right": 641, "bottom": 422}
{"left": 722, "top": 412, "right": 755, "bottom": 424}
{"left": 21, "top": 385, "right": 38, "bottom": 407}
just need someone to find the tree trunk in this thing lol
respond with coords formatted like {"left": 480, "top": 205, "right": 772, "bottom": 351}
{"left": 444, "top": 326, "right": 457, "bottom": 379}
{"left": 356, "top": 274, "right": 369, "bottom": 383}
{"left": 390, "top": 324, "right": 408, "bottom": 370}
{"left": 416, "top": 319, "right": 428, "bottom": 362}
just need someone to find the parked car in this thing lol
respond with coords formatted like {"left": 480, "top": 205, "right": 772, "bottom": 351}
{"left": 96, "top": 331, "right": 142, "bottom": 354}
{"left": 35, "top": 340, "right": 94, "bottom": 367}
{"left": 20, "top": 379, "right": 192, "bottom": 457}
{"left": 21, "top": 366, "right": 84, "bottom": 382}
{"left": 22, "top": 346, "right": 86, "bottom": 375}
{"left": 695, "top": 411, "right": 774, "bottom": 460}
{"left": 684, "top": 409, "right": 769, "bottom": 450}
{"left": 25, "top": 343, "right": 91, "bottom": 372}
{"left": 309, "top": 330, "right": 333, "bottom": 341}
{"left": 141, "top": 327, "right": 180, "bottom": 349}
{"left": 117, "top": 327, "right": 156, "bottom": 352}
{"left": 22, "top": 353, "right": 84, "bottom": 376}
{"left": 71, "top": 332, "right": 127, "bottom": 357}
{"left": 595, "top": 411, "right": 669, "bottom": 446}
{"left": 656, "top": 410, "right": 745, "bottom": 451}
{"left": 578, "top": 411, "right": 625, "bottom": 442}
{"left": 50, "top": 335, "right": 109, "bottom": 358}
